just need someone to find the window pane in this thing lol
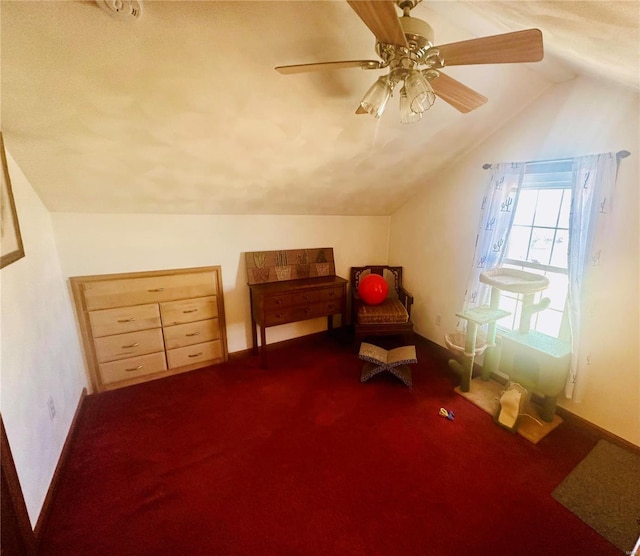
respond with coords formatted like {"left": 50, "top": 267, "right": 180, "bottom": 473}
{"left": 528, "top": 228, "right": 555, "bottom": 265}
{"left": 558, "top": 189, "right": 571, "bottom": 228}
{"left": 507, "top": 226, "right": 531, "bottom": 261}
{"left": 534, "top": 189, "right": 563, "bottom": 227}
{"left": 499, "top": 166, "right": 572, "bottom": 339}
{"left": 513, "top": 190, "right": 537, "bottom": 226}
{"left": 535, "top": 308, "right": 563, "bottom": 337}
{"left": 550, "top": 229, "right": 568, "bottom": 269}
{"left": 543, "top": 272, "right": 568, "bottom": 310}
{"left": 498, "top": 295, "right": 518, "bottom": 329}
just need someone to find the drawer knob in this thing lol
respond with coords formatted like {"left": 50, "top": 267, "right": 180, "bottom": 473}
{"left": 303, "top": 295, "right": 310, "bottom": 301}
{"left": 183, "top": 309, "right": 198, "bottom": 314}
{"left": 117, "top": 318, "right": 135, "bottom": 323}
{"left": 122, "top": 342, "right": 140, "bottom": 348}
{"left": 188, "top": 352, "right": 203, "bottom": 358}
{"left": 186, "top": 332, "right": 201, "bottom": 337}
{"left": 125, "top": 365, "right": 143, "bottom": 372}
{"left": 275, "top": 299, "right": 283, "bottom": 304}
{"left": 328, "top": 291, "right": 335, "bottom": 297}
{"left": 275, "top": 313, "right": 284, "bottom": 319}
{"left": 148, "top": 288, "right": 165, "bottom": 292}
{"left": 328, "top": 303, "right": 335, "bottom": 309}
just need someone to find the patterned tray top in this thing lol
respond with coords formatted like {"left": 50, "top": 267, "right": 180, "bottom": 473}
{"left": 246, "top": 248, "right": 336, "bottom": 285}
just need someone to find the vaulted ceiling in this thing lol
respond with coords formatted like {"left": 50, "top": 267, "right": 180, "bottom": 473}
{"left": 2, "top": 1, "right": 638, "bottom": 215}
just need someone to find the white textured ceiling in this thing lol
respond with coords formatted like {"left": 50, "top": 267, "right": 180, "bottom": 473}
{"left": 1, "top": 1, "right": 638, "bottom": 215}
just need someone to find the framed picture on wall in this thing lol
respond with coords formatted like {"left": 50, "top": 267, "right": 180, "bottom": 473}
{"left": 1, "top": 132, "right": 25, "bottom": 269}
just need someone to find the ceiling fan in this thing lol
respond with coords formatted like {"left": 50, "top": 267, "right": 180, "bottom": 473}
{"left": 275, "top": 0, "right": 544, "bottom": 123}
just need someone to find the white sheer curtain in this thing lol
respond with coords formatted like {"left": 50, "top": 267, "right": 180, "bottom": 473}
{"left": 462, "top": 163, "right": 525, "bottom": 313}
{"left": 565, "top": 152, "right": 620, "bottom": 400}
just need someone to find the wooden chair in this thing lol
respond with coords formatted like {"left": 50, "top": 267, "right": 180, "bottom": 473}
{"left": 350, "top": 265, "right": 414, "bottom": 346}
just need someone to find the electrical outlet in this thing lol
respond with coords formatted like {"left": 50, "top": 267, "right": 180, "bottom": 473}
{"left": 435, "top": 314, "right": 442, "bottom": 327}
{"left": 47, "top": 396, "right": 56, "bottom": 421}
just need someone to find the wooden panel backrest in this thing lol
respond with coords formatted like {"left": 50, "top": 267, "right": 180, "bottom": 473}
{"left": 245, "top": 248, "right": 336, "bottom": 285}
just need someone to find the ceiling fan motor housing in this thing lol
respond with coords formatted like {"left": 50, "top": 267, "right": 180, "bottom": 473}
{"left": 376, "top": 15, "right": 438, "bottom": 78}
{"left": 399, "top": 16, "right": 434, "bottom": 49}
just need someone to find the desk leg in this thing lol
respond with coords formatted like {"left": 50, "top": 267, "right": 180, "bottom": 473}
{"left": 249, "top": 293, "right": 258, "bottom": 355}
{"left": 260, "top": 325, "right": 267, "bottom": 369}
{"left": 327, "top": 315, "right": 334, "bottom": 330}
{"left": 251, "top": 318, "right": 258, "bottom": 355}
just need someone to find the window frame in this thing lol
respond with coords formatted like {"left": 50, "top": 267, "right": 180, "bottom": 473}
{"left": 496, "top": 160, "right": 573, "bottom": 340}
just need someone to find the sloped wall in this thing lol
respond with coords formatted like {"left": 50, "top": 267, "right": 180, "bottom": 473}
{"left": 389, "top": 75, "right": 640, "bottom": 445}
{"left": 0, "top": 151, "right": 87, "bottom": 525}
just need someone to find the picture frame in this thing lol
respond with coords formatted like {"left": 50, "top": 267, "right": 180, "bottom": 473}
{"left": 1, "top": 132, "right": 25, "bottom": 269}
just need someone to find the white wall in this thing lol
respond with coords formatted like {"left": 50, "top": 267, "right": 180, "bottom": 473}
{"left": 51, "top": 213, "right": 390, "bottom": 354}
{"left": 389, "top": 76, "right": 640, "bottom": 446}
{"left": 0, "top": 150, "right": 87, "bottom": 525}
{"left": 3, "top": 180, "right": 390, "bottom": 525}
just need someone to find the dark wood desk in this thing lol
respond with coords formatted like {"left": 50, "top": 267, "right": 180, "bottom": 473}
{"left": 249, "top": 276, "right": 347, "bottom": 368}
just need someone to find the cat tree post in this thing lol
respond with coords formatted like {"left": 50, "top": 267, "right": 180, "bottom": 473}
{"left": 447, "top": 304, "right": 510, "bottom": 393}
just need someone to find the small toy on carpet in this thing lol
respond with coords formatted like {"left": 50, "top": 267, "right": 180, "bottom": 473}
{"left": 439, "top": 407, "right": 455, "bottom": 421}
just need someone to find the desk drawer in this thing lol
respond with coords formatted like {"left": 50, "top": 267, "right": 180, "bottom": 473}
{"left": 163, "top": 318, "right": 220, "bottom": 349}
{"left": 263, "top": 295, "right": 292, "bottom": 311}
{"left": 84, "top": 271, "right": 218, "bottom": 311}
{"left": 291, "top": 287, "right": 343, "bottom": 305}
{"left": 166, "top": 340, "right": 223, "bottom": 369}
{"left": 294, "top": 300, "right": 342, "bottom": 320}
{"left": 99, "top": 351, "right": 167, "bottom": 384}
{"left": 94, "top": 328, "right": 165, "bottom": 363}
{"left": 89, "top": 304, "right": 161, "bottom": 338}
{"left": 264, "top": 300, "right": 341, "bottom": 326}
{"left": 160, "top": 296, "right": 217, "bottom": 326}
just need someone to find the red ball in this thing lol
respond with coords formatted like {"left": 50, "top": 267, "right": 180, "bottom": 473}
{"left": 358, "top": 273, "right": 388, "bottom": 305}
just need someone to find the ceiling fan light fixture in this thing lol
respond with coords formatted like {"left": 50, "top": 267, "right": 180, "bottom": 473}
{"left": 359, "top": 75, "right": 393, "bottom": 118}
{"left": 399, "top": 87, "right": 422, "bottom": 124}
{"left": 404, "top": 69, "right": 435, "bottom": 113}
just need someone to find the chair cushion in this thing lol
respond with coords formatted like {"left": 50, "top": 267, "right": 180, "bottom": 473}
{"left": 357, "top": 298, "right": 409, "bottom": 324}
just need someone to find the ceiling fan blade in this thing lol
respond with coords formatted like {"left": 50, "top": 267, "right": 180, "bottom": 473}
{"left": 275, "top": 60, "right": 381, "bottom": 74}
{"left": 347, "top": 0, "right": 408, "bottom": 47}
{"left": 430, "top": 72, "right": 488, "bottom": 113}
{"left": 436, "top": 29, "right": 543, "bottom": 66}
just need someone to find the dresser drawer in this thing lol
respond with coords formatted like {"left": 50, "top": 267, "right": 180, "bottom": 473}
{"left": 160, "top": 296, "right": 217, "bottom": 326}
{"left": 89, "top": 304, "right": 161, "bottom": 338}
{"left": 291, "top": 286, "right": 343, "bottom": 305}
{"left": 166, "top": 340, "right": 223, "bottom": 369}
{"left": 94, "top": 328, "right": 165, "bottom": 364}
{"left": 163, "top": 318, "right": 220, "bottom": 349}
{"left": 83, "top": 271, "right": 218, "bottom": 311}
{"left": 99, "top": 352, "right": 167, "bottom": 385}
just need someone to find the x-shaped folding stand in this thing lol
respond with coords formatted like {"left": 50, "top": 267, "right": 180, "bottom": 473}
{"left": 358, "top": 343, "right": 417, "bottom": 388}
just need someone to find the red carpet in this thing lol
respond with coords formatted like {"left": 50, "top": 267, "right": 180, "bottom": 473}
{"left": 39, "top": 334, "right": 621, "bottom": 555}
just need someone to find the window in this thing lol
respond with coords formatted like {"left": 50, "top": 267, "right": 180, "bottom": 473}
{"left": 497, "top": 160, "right": 572, "bottom": 339}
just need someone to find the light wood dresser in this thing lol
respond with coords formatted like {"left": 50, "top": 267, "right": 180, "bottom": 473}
{"left": 70, "top": 266, "right": 228, "bottom": 392}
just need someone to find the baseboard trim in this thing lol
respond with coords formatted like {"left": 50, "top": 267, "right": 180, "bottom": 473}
{"left": 1, "top": 414, "right": 38, "bottom": 555}
{"left": 554, "top": 405, "right": 640, "bottom": 455}
{"left": 34, "top": 387, "right": 88, "bottom": 543}
{"left": 414, "top": 332, "right": 639, "bottom": 453}
{"left": 228, "top": 329, "right": 344, "bottom": 361}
